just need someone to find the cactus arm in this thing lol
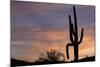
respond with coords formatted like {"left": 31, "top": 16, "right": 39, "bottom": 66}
{"left": 66, "top": 43, "right": 73, "bottom": 59}
{"left": 66, "top": 44, "right": 69, "bottom": 59}
{"left": 73, "top": 6, "right": 78, "bottom": 41}
{"left": 69, "top": 15, "right": 75, "bottom": 42}
{"left": 78, "top": 28, "right": 84, "bottom": 44}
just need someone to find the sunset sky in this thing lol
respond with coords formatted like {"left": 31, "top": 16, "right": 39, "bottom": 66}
{"left": 11, "top": 1, "right": 95, "bottom": 62}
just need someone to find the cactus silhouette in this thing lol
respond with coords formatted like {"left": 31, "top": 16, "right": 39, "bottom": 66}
{"left": 66, "top": 6, "right": 84, "bottom": 61}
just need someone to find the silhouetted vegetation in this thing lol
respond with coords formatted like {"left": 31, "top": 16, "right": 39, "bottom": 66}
{"left": 35, "top": 49, "right": 65, "bottom": 63}
{"left": 11, "top": 49, "right": 66, "bottom": 67}
{"left": 11, "top": 49, "right": 95, "bottom": 66}
{"left": 66, "top": 6, "right": 84, "bottom": 61}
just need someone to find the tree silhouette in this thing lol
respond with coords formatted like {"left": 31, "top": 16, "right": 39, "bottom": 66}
{"left": 66, "top": 6, "right": 84, "bottom": 61}
{"left": 36, "top": 49, "right": 65, "bottom": 63}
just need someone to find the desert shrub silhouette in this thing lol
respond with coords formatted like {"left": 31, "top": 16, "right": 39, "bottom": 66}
{"left": 66, "top": 6, "right": 84, "bottom": 61}
{"left": 35, "top": 49, "right": 65, "bottom": 64}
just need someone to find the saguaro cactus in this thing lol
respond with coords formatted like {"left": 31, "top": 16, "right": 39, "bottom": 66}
{"left": 66, "top": 6, "right": 84, "bottom": 61}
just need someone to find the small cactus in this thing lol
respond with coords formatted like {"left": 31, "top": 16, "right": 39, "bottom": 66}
{"left": 66, "top": 6, "right": 84, "bottom": 61}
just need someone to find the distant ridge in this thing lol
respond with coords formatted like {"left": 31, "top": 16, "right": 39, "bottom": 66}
{"left": 11, "top": 56, "right": 95, "bottom": 67}
{"left": 72, "top": 56, "right": 95, "bottom": 62}
{"left": 11, "top": 59, "right": 33, "bottom": 67}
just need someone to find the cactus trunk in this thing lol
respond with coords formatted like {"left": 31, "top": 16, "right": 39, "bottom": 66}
{"left": 74, "top": 43, "right": 78, "bottom": 61}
